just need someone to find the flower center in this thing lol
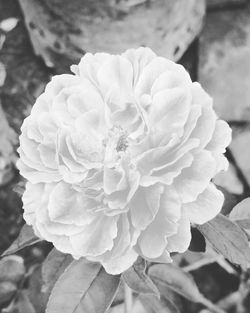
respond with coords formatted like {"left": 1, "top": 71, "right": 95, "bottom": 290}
{"left": 103, "top": 126, "right": 129, "bottom": 164}
{"left": 116, "top": 133, "right": 128, "bottom": 152}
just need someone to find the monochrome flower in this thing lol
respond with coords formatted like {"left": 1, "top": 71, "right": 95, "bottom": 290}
{"left": 17, "top": 47, "right": 231, "bottom": 274}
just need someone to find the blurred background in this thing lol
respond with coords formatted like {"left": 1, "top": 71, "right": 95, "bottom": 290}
{"left": 0, "top": 0, "right": 250, "bottom": 312}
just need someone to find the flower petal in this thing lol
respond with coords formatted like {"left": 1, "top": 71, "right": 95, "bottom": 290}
{"left": 70, "top": 215, "right": 118, "bottom": 257}
{"left": 137, "top": 187, "right": 181, "bottom": 259}
{"left": 206, "top": 120, "right": 232, "bottom": 153}
{"left": 183, "top": 183, "right": 224, "bottom": 224}
{"left": 166, "top": 217, "right": 191, "bottom": 253}
{"left": 174, "top": 150, "right": 216, "bottom": 203}
{"left": 48, "top": 181, "right": 96, "bottom": 225}
{"left": 130, "top": 184, "right": 164, "bottom": 230}
{"left": 122, "top": 47, "right": 156, "bottom": 86}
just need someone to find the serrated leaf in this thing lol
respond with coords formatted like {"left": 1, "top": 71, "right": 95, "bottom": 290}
{"left": 139, "top": 294, "right": 180, "bottom": 313}
{"left": 188, "top": 227, "right": 206, "bottom": 252}
{"left": 0, "top": 255, "right": 25, "bottom": 284}
{"left": 229, "top": 198, "right": 250, "bottom": 230}
{"left": 197, "top": 213, "right": 250, "bottom": 267}
{"left": 46, "top": 259, "right": 120, "bottom": 313}
{"left": 148, "top": 264, "right": 204, "bottom": 303}
{"left": 42, "top": 248, "right": 73, "bottom": 300}
{"left": 122, "top": 257, "right": 159, "bottom": 297}
{"left": 2, "top": 225, "right": 41, "bottom": 257}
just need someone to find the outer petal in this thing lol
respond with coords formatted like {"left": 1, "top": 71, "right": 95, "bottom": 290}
{"left": 137, "top": 187, "right": 181, "bottom": 259}
{"left": 135, "top": 57, "right": 191, "bottom": 96}
{"left": 73, "top": 52, "right": 111, "bottom": 86}
{"left": 174, "top": 150, "right": 216, "bottom": 203}
{"left": 48, "top": 181, "right": 96, "bottom": 226}
{"left": 122, "top": 47, "right": 156, "bottom": 86}
{"left": 150, "top": 87, "right": 191, "bottom": 140}
{"left": 190, "top": 83, "right": 217, "bottom": 150}
{"left": 102, "top": 248, "right": 138, "bottom": 275}
{"left": 97, "top": 55, "right": 133, "bottom": 101}
{"left": 166, "top": 217, "right": 191, "bottom": 253}
{"left": 17, "top": 159, "right": 61, "bottom": 184}
{"left": 87, "top": 214, "right": 140, "bottom": 274}
{"left": 70, "top": 215, "right": 118, "bottom": 257}
{"left": 206, "top": 120, "right": 232, "bottom": 153}
{"left": 22, "top": 182, "right": 44, "bottom": 225}
{"left": 130, "top": 184, "right": 164, "bottom": 230}
{"left": 183, "top": 183, "right": 224, "bottom": 224}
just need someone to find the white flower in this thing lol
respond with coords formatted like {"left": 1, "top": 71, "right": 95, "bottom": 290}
{"left": 17, "top": 47, "right": 231, "bottom": 274}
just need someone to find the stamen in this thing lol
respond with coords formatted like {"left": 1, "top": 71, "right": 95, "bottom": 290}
{"left": 116, "top": 133, "right": 128, "bottom": 152}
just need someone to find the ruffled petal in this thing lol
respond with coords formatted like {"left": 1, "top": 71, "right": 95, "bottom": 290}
{"left": 97, "top": 55, "right": 133, "bottom": 101}
{"left": 174, "top": 150, "right": 216, "bottom": 203}
{"left": 150, "top": 87, "right": 191, "bottom": 140}
{"left": 190, "top": 83, "right": 217, "bottom": 150}
{"left": 137, "top": 187, "right": 181, "bottom": 259}
{"left": 122, "top": 47, "right": 156, "bottom": 86}
{"left": 48, "top": 181, "right": 96, "bottom": 225}
{"left": 70, "top": 215, "right": 118, "bottom": 257}
{"left": 183, "top": 183, "right": 224, "bottom": 224}
{"left": 206, "top": 120, "right": 232, "bottom": 153}
{"left": 130, "top": 184, "right": 164, "bottom": 230}
{"left": 166, "top": 217, "right": 191, "bottom": 253}
{"left": 135, "top": 57, "right": 191, "bottom": 96}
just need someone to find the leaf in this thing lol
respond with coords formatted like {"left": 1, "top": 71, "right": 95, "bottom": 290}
{"left": 229, "top": 198, "right": 250, "bottom": 230}
{"left": 188, "top": 227, "right": 206, "bottom": 252}
{"left": 28, "top": 265, "right": 46, "bottom": 313}
{"left": 109, "top": 299, "right": 145, "bottom": 313}
{"left": 122, "top": 257, "right": 159, "bottom": 297}
{"left": 15, "top": 291, "right": 36, "bottom": 313}
{"left": 46, "top": 258, "right": 121, "bottom": 313}
{"left": 0, "top": 255, "right": 25, "bottom": 284}
{"left": 0, "top": 281, "right": 17, "bottom": 305}
{"left": 148, "top": 264, "right": 204, "bottom": 303}
{"left": 139, "top": 294, "right": 180, "bottom": 313}
{"left": 2, "top": 225, "right": 41, "bottom": 257}
{"left": 42, "top": 248, "right": 73, "bottom": 299}
{"left": 197, "top": 214, "right": 250, "bottom": 267}
{"left": 3, "top": 291, "right": 36, "bottom": 313}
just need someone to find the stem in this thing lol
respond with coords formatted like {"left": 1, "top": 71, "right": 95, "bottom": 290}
{"left": 124, "top": 283, "right": 133, "bottom": 313}
{"left": 183, "top": 255, "right": 237, "bottom": 275}
{"left": 201, "top": 297, "right": 226, "bottom": 313}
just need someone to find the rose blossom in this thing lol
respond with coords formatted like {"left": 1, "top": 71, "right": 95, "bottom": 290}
{"left": 17, "top": 47, "right": 231, "bottom": 274}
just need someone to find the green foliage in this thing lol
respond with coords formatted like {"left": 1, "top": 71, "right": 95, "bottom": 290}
{"left": 0, "top": 282, "right": 17, "bottom": 306}
{"left": 229, "top": 197, "right": 250, "bottom": 232}
{"left": 2, "top": 291, "right": 36, "bottom": 313}
{"left": 42, "top": 248, "right": 73, "bottom": 302}
{"left": 148, "top": 264, "right": 205, "bottom": 303}
{"left": 122, "top": 257, "right": 160, "bottom": 297}
{"left": 198, "top": 213, "right": 250, "bottom": 267}
{"left": 0, "top": 255, "right": 25, "bottom": 284}
{"left": 2, "top": 225, "right": 41, "bottom": 257}
{"left": 139, "top": 294, "right": 180, "bottom": 313}
{"left": 46, "top": 258, "right": 120, "bottom": 313}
